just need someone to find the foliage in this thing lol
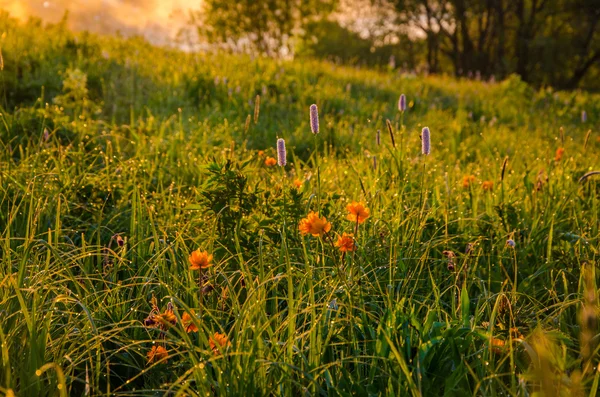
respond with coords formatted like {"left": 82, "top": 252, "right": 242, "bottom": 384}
{"left": 195, "top": 0, "right": 338, "bottom": 55}
{"left": 386, "top": 0, "right": 600, "bottom": 89}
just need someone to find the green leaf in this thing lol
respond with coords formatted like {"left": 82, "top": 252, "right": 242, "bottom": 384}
{"left": 546, "top": 218, "right": 554, "bottom": 262}
{"left": 461, "top": 285, "right": 470, "bottom": 328}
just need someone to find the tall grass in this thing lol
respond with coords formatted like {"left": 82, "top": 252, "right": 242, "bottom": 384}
{"left": 0, "top": 12, "right": 599, "bottom": 396}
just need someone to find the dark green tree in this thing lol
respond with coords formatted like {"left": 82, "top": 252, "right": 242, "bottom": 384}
{"left": 387, "top": 0, "right": 600, "bottom": 88}
{"left": 194, "top": 0, "right": 338, "bottom": 56}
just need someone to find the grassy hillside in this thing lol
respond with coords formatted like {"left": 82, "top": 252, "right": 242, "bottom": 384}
{"left": 1, "top": 13, "right": 599, "bottom": 396}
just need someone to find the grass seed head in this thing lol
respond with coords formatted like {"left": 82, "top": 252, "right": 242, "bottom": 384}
{"left": 421, "top": 127, "right": 430, "bottom": 155}
{"left": 276, "top": 138, "right": 286, "bottom": 166}
{"left": 254, "top": 95, "right": 260, "bottom": 124}
{"left": 244, "top": 114, "right": 251, "bottom": 133}
{"left": 584, "top": 129, "right": 591, "bottom": 150}
{"left": 399, "top": 94, "right": 406, "bottom": 112}
{"left": 501, "top": 156, "right": 509, "bottom": 181}
{"left": 386, "top": 119, "right": 395, "bottom": 148}
{"left": 310, "top": 104, "right": 319, "bottom": 134}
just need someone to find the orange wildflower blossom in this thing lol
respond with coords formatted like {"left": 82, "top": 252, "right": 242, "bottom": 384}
{"left": 482, "top": 181, "right": 494, "bottom": 191}
{"left": 554, "top": 147, "right": 565, "bottom": 161}
{"left": 209, "top": 332, "right": 231, "bottom": 355}
{"left": 293, "top": 179, "right": 303, "bottom": 189}
{"left": 510, "top": 327, "right": 525, "bottom": 339}
{"left": 143, "top": 298, "right": 177, "bottom": 330}
{"left": 147, "top": 345, "right": 168, "bottom": 364}
{"left": 257, "top": 150, "right": 265, "bottom": 157}
{"left": 490, "top": 338, "right": 506, "bottom": 354}
{"left": 182, "top": 311, "right": 199, "bottom": 333}
{"left": 189, "top": 249, "right": 213, "bottom": 270}
{"left": 299, "top": 211, "right": 332, "bottom": 237}
{"left": 264, "top": 156, "right": 277, "bottom": 166}
{"left": 155, "top": 303, "right": 177, "bottom": 327}
{"left": 346, "top": 202, "right": 370, "bottom": 224}
{"left": 462, "top": 175, "right": 476, "bottom": 188}
{"left": 335, "top": 233, "right": 356, "bottom": 252}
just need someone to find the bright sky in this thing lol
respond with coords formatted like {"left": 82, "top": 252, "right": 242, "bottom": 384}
{"left": 0, "top": 0, "right": 200, "bottom": 46}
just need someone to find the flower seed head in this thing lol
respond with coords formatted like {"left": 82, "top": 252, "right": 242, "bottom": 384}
{"left": 421, "top": 127, "right": 431, "bottom": 155}
{"left": 465, "top": 243, "right": 475, "bottom": 254}
{"left": 309, "top": 104, "right": 319, "bottom": 134}
{"left": 276, "top": 138, "right": 286, "bottom": 166}
{"left": 398, "top": 94, "right": 406, "bottom": 112}
{"left": 254, "top": 95, "right": 260, "bottom": 124}
{"left": 328, "top": 298, "right": 338, "bottom": 310}
{"left": 386, "top": 119, "right": 396, "bottom": 148}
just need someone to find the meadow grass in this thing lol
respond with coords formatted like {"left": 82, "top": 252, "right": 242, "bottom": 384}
{"left": 0, "top": 14, "right": 599, "bottom": 396}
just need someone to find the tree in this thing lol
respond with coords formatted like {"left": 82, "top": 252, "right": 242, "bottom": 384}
{"left": 194, "top": 0, "right": 338, "bottom": 56}
{"left": 387, "top": 0, "right": 600, "bottom": 89}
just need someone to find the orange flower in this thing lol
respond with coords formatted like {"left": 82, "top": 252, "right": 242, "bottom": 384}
{"left": 554, "top": 147, "right": 565, "bottom": 161}
{"left": 442, "top": 250, "right": 456, "bottom": 259}
{"left": 346, "top": 202, "right": 370, "bottom": 224}
{"left": 182, "top": 311, "right": 198, "bottom": 333}
{"left": 482, "top": 181, "right": 494, "bottom": 191}
{"left": 209, "top": 332, "right": 230, "bottom": 355}
{"left": 155, "top": 303, "right": 177, "bottom": 327}
{"left": 298, "top": 211, "right": 332, "bottom": 237}
{"left": 189, "top": 249, "right": 213, "bottom": 270}
{"left": 462, "top": 175, "right": 476, "bottom": 188}
{"left": 490, "top": 338, "right": 505, "bottom": 354}
{"left": 510, "top": 327, "right": 524, "bottom": 339}
{"left": 147, "top": 345, "right": 168, "bottom": 364}
{"left": 335, "top": 233, "right": 356, "bottom": 252}
{"left": 293, "top": 179, "right": 303, "bottom": 189}
{"left": 265, "top": 157, "right": 277, "bottom": 166}
{"left": 257, "top": 150, "right": 265, "bottom": 157}
{"left": 143, "top": 295, "right": 176, "bottom": 329}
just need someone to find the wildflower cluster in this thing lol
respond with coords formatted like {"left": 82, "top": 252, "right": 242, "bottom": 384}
{"left": 299, "top": 201, "right": 370, "bottom": 255}
{"left": 140, "top": 247, "right": 232, "bottom": 364}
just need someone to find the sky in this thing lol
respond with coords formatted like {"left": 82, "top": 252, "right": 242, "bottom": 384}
{"left": 0, "top": 0, "right": 200, "bottom": 46}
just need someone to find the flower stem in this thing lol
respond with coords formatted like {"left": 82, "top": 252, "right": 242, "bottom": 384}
{"left": 314, "top": 135, "right": 321, "bottom": 215}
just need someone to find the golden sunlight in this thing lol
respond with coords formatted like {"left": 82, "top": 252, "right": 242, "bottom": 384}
{"left": 0, "top": 0, "right": 199, "bottom": 45}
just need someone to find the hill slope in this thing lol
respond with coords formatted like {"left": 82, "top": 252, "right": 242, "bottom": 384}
{"left": 1, "top": 13, "right": 599, "bottom": 396}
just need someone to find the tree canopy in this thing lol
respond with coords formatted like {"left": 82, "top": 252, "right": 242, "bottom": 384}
{"left": 194, "top": 0, "right": 600, "bottom": 90}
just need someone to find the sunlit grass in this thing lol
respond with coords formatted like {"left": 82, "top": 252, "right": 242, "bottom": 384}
{"left": 0, "top": 13, "right": 599, "bottom": 396}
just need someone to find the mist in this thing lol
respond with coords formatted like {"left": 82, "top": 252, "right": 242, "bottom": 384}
{"left": 0, "top": 0, "right": 200, "bottom": 46}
